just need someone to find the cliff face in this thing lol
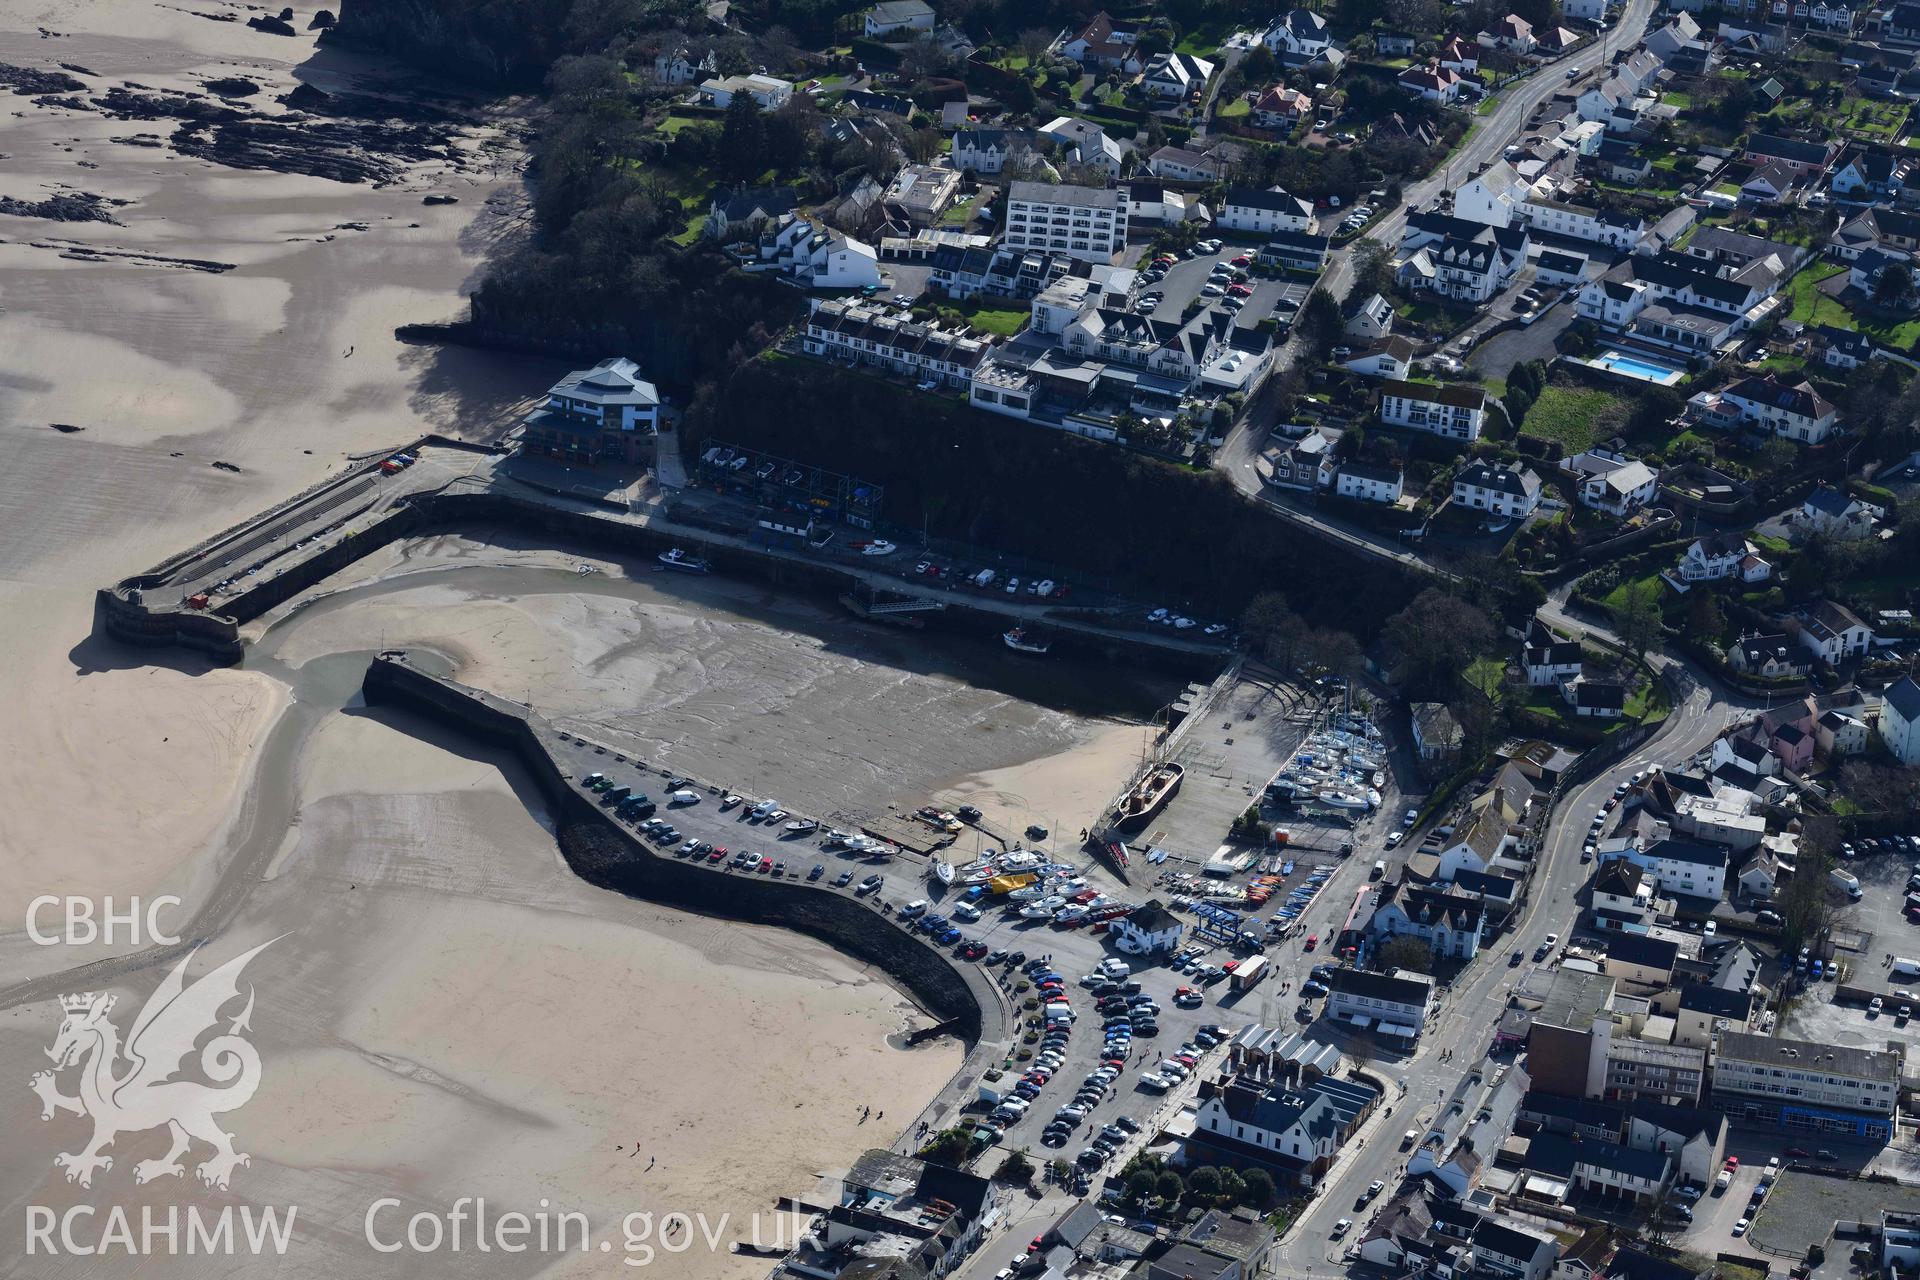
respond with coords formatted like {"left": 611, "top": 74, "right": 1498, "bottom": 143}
{"left": 324, "top": 0, "right": 557, "bottom": 88}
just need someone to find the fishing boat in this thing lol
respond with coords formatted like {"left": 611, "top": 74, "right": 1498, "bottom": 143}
{"left": 1114, "top": 762, "right": 1184, "bottom": 832}
{"left": 784, "top": 817, "right": 819, "bottom": 836}
{"left": 1002, "top": 626, "right": 1052, "bottom": 655}
{"left": 657, "top": 548, "right": 711, "bottom": 574}
{"left": 1317, "top": 789, "right": 1370, "bottom": 810}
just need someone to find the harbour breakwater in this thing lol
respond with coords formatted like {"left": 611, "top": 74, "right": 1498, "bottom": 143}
{"left": 96, "top": 437, "right": 1232, "bottom": 673}
{"left": 360, "top": 653, "right": 1005, "bottom": 1054}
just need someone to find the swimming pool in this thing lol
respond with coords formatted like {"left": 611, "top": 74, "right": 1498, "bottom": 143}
{"left": 1586, "top": 348, "right": 1686, "bottom": 386}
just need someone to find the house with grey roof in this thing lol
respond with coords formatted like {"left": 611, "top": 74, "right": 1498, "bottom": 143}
{"left": 1189, "top": 1063, "right": 1381, "bottom": 1187}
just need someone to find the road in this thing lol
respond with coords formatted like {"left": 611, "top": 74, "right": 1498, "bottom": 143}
{"left": 1277, "top": 645, "right": 1758, "bottom": 1277}
{"left": 1214, "top": 0, "right": 1658, "bottom": 574}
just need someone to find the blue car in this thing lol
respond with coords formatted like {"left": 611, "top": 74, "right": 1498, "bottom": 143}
{"left": 937, "top": 927, "right": 963, "bottom": 945}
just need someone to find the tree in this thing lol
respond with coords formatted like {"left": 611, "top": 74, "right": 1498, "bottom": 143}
{"left": 1126, "top": 1168, "right": 1160, "bottom": 1204}
{"left": 1188, "top": 1166, "right": 1224, "bottom": 1199}
{"left": 1349, "top": 239, "right": 1396, "bottom": 304}
{"left": 1684, "top": 590, "right": 1726, "bottom": 644}
{"left": 1876, "top": 261, "right": 1913, "bottom": 307}
{"left": 719, "top": 93, "right": 768, "bottom": 181}
{"left": 1385, "top": 587, "right": 1498, "bottom": 694}
{"left": 918, "top": 1126, "right": 972, "bottom": 1165}
{"left": 1154, "top": 1170, "right": 1185, "bottom": 1204}
{"left": 1378, "top": 936, "right": 1435, "bottom": 973}
{"left": 1755, "top": 436, "right": 1798, "bottom": 477}
{"left": 1779, "top": 817, "right": 1837, "bottom": 946}
{"left": 1611, "top": 577, "right": 1663, "bottom": 663}
{"left": 1016, "top": 27, "right": 1053, "bottom": 66}
{"left": 1298, "top": 286, "right": 1344, "bottom": 356}
{"left": 995, "top": 1148, "right": 1035, "bottom": 1184}
{"left": 1240, "top": 1167, "right": 1277, "bottom": 1208}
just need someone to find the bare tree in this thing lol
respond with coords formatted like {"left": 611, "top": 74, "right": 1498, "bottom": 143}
{"left": 1016, "top": 27, "right": 1053, "bottom": 66}
{"left": 1611, "top": 578, "right": 1663, "bottom": 663}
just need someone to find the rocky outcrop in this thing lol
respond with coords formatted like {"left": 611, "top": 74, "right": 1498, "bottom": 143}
{"left": 0, "top": 191, "right": 122, "bottom": 223}
{"left": 0, "top": 62, "right": 88, "bottom": 94}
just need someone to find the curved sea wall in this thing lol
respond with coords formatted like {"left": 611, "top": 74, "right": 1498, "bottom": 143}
{"left": 97, "top": 439, "right": 1229, "bottom": 674}
{"left": 360, "top": 654, "right": 1001, "bottom": 1044}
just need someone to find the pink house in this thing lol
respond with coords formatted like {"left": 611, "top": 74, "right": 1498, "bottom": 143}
{"left": 1762, "top": 697, "right": 1817, "bottom": 772}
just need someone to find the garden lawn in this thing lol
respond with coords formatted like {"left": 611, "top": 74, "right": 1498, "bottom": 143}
{"left": 949, "top": 299, "right": 1030, "bottom": 335}
{"left": 1601, "top": 569, "right": 1670, "bottom": 615}
{"left": 1787, "top": 260, "right": 1920, "bottom": 351}
{"left": 1523, "top": 383, "right": 1626, "bottom": 450}
{"left": 1218, "top": 95, "right": 1250, "bottom": 120}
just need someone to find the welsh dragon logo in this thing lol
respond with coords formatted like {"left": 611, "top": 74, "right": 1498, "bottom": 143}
{"left": 31, "top": 938, "right": 276, "bottom": 1191}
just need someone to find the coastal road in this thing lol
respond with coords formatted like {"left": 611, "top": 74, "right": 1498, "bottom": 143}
{"left": 1214, "top": 0, "right": 1658, "bottom": 562}
{"left": 1274, "top": 657, "right": 1757, "bottom": 1276}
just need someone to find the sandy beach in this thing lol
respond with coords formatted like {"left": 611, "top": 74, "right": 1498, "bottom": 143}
{"left": 0, "top": 6, "right": 1167, "bottom": 1271}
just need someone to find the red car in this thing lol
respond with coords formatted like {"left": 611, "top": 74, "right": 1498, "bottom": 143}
{"left": 758, "top": 857, "right": 773, "bottom": 873}
{"left": 1724, "top": 1156, "right": 1739, "bottom": 1170}
{"left": 1222, "top": 959, "right": 1241, "bottom": 972}
{"left": 706, "top": 848, "right": 725, "bottom": 862}
{"left": 1230, "top": 254, "right": 1253, "bottom": 266}
{"left": 1226, "top": 283, "right": 1253, "bottom": 297}
{"left": 1305, "top": 934, "right": 1319, "bottom": 951}
{"left": 1784, "top": 1147, "right": 1810, "bottom": 1158}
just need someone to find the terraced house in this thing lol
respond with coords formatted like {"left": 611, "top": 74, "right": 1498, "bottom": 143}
{"left": 801, "top": 297, "right": 990, "bottom": 389}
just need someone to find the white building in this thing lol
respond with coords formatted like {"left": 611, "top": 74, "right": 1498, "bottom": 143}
{"left": 1002, "top": 180, "right": 1128, "bottom": 263}
{"left": 949, "top": 128, "right": 1039, "bottom": 175}
{"left": 1336, "top": 462, "right": 1405, "bottom": 504}
{"left": 653, "top": 46, "right": 717, "bottom": 85}
{"left": 862, "top": 0, "right": 934, "bottom": 36}
{"left": 1142, "top": 51, "right": 1215, "bottom": 99}
{"left": 1452, "top": 460, "right": 1542, "bottom": 519}
{"left": 1798, "top": 485, "right": 1877, "bottom": 540}
{"left": 1111, "top": 903, "right": 1183, "bottom": 955}
{"left": 1264, "top": 8, "right": 1334, "bottom": 59}
{"left": 1341, "top": 336, "right": 1417, "bottom": 380}
{"left": 698, "top": 74, "right": 793, "bottom": 111}
{"left": 1377, "top": 380, "right": 1487, "bottom": 441}
{"left": 1675, "top": 533, "right": 1769, "bottom": 584}
{"left": 1325, "top": 969, "right": 1434, "bottom": 1043}
{"left": 755, "top": 214, "right": 882, "bottom": 289}
{"left": 1797, "top": 599, "right": 1873, "bottom": 665}
{"left": 1880, "top": 676, "right": 1920, "bottom": 765}
{"left": 1719, "top": 374, "right": 1839, "bottom": 444}
{"left": 1217, "top": 187, "right": 1313, "bottom": 235}
{"left": 1562, "top": 449, "right": 1660, "bottom": 516}
{"left": 520, "top": 356, "right": 661, "bottom": 464}
{"left": 1598, "top": 836, "right": 1727, "bottom": 900}
{"left": 1038, "top": 117, "right": 1124, "bottom": 175}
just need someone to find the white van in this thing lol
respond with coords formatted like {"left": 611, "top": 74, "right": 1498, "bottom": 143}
{"left": 670, "top": 789, "right": 700, "bottom": 805}
{"left": 1891, "top": 957, "right": 1920, "bottom": 980}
